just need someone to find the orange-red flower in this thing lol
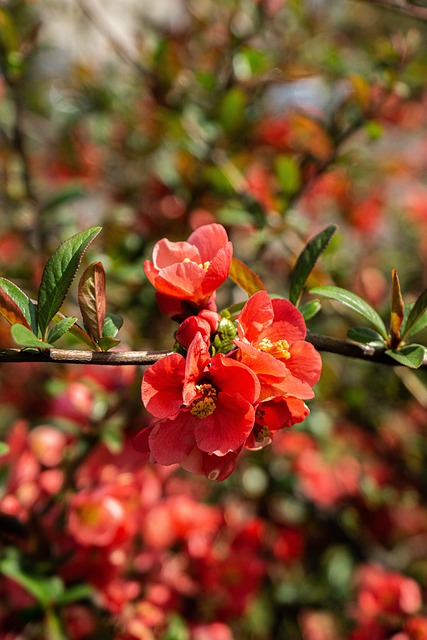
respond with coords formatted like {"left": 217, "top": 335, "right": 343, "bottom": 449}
{"left": 135, "top": 333, "right": 260, "bottom": 480}
{"left": 144, "top": 224, "right": 232, "bottom": 319}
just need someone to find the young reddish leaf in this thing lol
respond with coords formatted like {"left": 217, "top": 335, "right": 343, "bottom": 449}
{"left": 37, "top": 227, "right": 101, "bottom": 339}
{"left": 78, "top": 262, "right": 107, "bottom": 341}
{"left": 0, "top": 278, "right": 37, "bottom": 331}
{"left": 401, "top": 290, "right": 427, "bottom": 340}
{"left": 390, "top": 269, "right": 404, "bottom": 347}
{"left": 11, "top": 324, "right": 54, "bottom": 349}
{"left": 229, "top": 257, "right": 266, "bottom": 296}
{"left": 385, "top": 344, "right": 426, "bottom": 369}
{"left": 310, "top": 285, "right": 388, "bottom": 339}
{"left": 289, "top": 225, "right": 338, "bottom": 306}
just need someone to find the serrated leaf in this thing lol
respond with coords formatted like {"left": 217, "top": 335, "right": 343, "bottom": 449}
{"left": 37, "top": 227, "right": 101, "bottom": 339}
{"left": 347, "top": 327, "right": 385, "bottom": 346}
{"left": 385, "top": 344, "right": 426, "bottom": 369}
{"left": 78, "top": 262, "right": 106, "bottom": 341}
{"left": 102, "top": 311, "right": 123, "bottom": 339}
{"left": 401, "top": 289, "right": 427, "bottom": 340}
{"left": 97, "top": 336, "right": 121, "bottom": 351}
{"left": 47, "top": 316, "right": 77, "bottom": 344}
{"left": 299, "top": 299, "right": 321, "bottom": 321}
{"left": 289, "top": 225, "right": 337, "bottom": 306}
{"left": 11, "top": 324, "right": 54, "bottom": 349}
{"left": 390, "top": 268, "right": 404, "bottom": 344}
{"left": 310, "top": 285, "right": 388, "bottom": 339}
{"left": 0, "top": 278, "right": 37, "bottom": 332}
{"left": 229, "top": 257, "right": 266, "bottom": 296}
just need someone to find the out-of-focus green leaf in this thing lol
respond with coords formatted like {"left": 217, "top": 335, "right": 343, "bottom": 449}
{"left": 289, "top": 225, "right": 337, "bottom": 306}
{"left": 47, "top": 316, "right": 77, "bottom": 344}
{"left": 385, "top": 344, "right": 426, "bottom": 369}
{"left": 299, "top": 300, "right": 321, "bottom": 321}
{"left": 0, "top": 442, "right": 9, "bottom": 456}
{"left": 0, "top": 278, "right": 37, "bottom": 332}
{"left": 347, "top": 327, "right": 385, "bottom": 346}
{"left": 37, "top": 227, "right": 101, "bottom": 339}
{"left": 229, "top": 257, "right": 266, "bottom": 296}
{"left": 0, "top": 548, "right": 63, "bottom": 608}
{"left": 311, "top": 285, "right": 388, "bottom": 339}
{"left": 41, "top": 185, "right": 86, "bottom": 214}
{"left": 401, "top": 289, "right": 427, "bottom": 340}
{"left": 78, "top": 262, "right": 107, "bottom": 342}
{"left": 275, "top": 155, "right": 301, "bottom": 195}
{"left": 11, "top": 324, "right": 54, "bottom": 349}
{"left": 219, "top": 87, "right": 247, "bottom": 133}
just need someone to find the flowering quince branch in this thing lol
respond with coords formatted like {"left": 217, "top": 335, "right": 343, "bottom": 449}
{"left": 1, "top": 223, "right": 427, "bottom": 481}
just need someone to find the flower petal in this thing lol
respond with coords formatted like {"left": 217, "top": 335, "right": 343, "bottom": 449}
{"left": 187, "top": 223, "right": 229, "bottom": 263}
{"left": 287, "top": 340, "right": 322, "bottom": 386}
{"left": 194, "top": 392, "right": 255, "bottom": 455}
{"left": 237, "top": 290, "right": 274, "bottom": 343}
{"left": 152, "top": 238, "right": 200, "bottom": 269}
{"left": 151, "top": 262, "right": 206, "bottom": 299}
{"left": 149, "top": 413, "right": 196, "bottom": 465}
{"left": 141, "top": 353, "right": 185, "bottom": 419}
{"left": 201, "top": 241, "right": 233, "bottom": 296}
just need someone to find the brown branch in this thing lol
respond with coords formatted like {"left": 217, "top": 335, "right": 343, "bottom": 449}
{"left": 360, "top": 0, "right": 427, "bottom": 20}
{"left": 0, "top": 335, "right": 426, "bottom": 368}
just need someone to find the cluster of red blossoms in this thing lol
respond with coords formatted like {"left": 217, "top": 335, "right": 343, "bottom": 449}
{"left": 135, "top": 223, "right": 322, "bottom": 481}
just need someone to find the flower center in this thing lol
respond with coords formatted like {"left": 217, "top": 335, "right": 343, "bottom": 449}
{"left": 183, "top": 257, "right": 210, "bottom": 271}
{"left": 256, "top": 337, "right": 291, "bottom": 360}
{"left": 190, "top": 383, "right": 217, "bottom": 419}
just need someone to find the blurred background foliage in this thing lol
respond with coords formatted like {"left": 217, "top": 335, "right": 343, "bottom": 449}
{"left": 2, "top": 1, "right": 427, "bottom": 639}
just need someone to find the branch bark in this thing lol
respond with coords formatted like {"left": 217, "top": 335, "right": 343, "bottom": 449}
{"left": 0, "top": 334, "right": 426, "bottom": 368}
{"left": 361, "top": 0, "right": 427, "bottom": 20}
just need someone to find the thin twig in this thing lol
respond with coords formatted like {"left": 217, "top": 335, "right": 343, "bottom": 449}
{"left": 361, "top": 0, "right": 427, "bottom": 20}
{"left": 0, "top": 335, "right": 426, "bottom": 368}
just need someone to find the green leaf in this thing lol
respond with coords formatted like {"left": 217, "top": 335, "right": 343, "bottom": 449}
{"left": 41, "top": 185, "right": 86, "bottom": 214}
{"left": 11, "top": 324, "right": 54, "bottom": 349}
{"left": 0, "top": 442, "right": 9, "bottom": 456}
{"left": 289, "top": 225, "right": 338, "bottom": 306}
{"left": 0, "top": 548, "right": 63, "bottom": 608}
{"left": 102, "top": 311, "right": 123, "bottom": 339}
{"left": 37, "top": 227, "right": 101, "bottom": 339}
{"left": 56, "top": 583, "right": 93, "bottom": 606}
{"left": 401, "top": 289, "right": 427, "bottom": 340}
{"left": 347, "top": 327, "right": 385, "bottom": 346}
{"left": 47, "top": 316, "right": 77, "bottom": 344}
{"left": 299, "top": 300, "right": 321, "bottom": 322}
{"left": 385, "top": 344, "right": 426, "bottom": 369}
{"left": 53, "top": 314, "right": 98, "bottom": 350}
{"left": 78, "top": 262, "right": 107, "bottom": 341}
{"left": 97, "top": 336, "right": 121, "bottom": 351}
{"left": 0, "top": 278, "right": 37, "bottom": 332}
{"left": 229, "top": 257, "right": 266, "bottom": 296}
{"left": 275, "top": 155, "right": 301, "bottom": 195}
{"left": 219, "top": 87, "right": 247, "bottom": 133}
{"left": 310, "top": 285, "right": 388, "bottom": 339}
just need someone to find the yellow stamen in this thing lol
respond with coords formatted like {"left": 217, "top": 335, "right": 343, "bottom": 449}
{"left": 190, "top": 383, "right": 217, "bottom": 419}
{"left": 257, "top": 337, "right": 291, "bottom": 360}
{"left": 182, "top": 258, "right": 210, "bottom": 271}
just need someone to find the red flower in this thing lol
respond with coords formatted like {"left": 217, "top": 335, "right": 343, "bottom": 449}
{"left": 144, "top": 224, "right": 232, "bottom": 319}
{"left": 235, "top": 290, "right": 322, "bottom": 399}
{"left": 135, "top": 333, "right": 260, "bottom": 480}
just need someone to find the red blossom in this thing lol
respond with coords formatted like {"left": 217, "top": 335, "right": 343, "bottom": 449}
{"left": 135, "top": 333, "right": 259, "bottom": 480}
{"left": 144, "top": 224, "right": 232, "bottom": 319}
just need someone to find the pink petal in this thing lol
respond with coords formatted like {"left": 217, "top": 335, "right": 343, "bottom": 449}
{"left": 287, "top": 340, "right": 322, "bottom": 386}
{"left": 149, "top": 413, "right": 196, "bottom": 465}
{"left": 201, "top": 241, "right": 233, "bottom": 296}
{"left": 209, "top": 354, "right": 260, "bottom": 404}
{"left": 187, "top": 223, "right": 229, "bottom": 263}
{"left": 152, "top": 238, "right": 200, "bottom": 268}
{"left": 181, "top": 446, "right": 240, "bottom": 481}
{"left": 153, "top": 262, "right": 206, "bottom": 299}
{"left": 141, "top": 353, "right": 185, "bottom": 419}
{"left": 194, "top": 392, "right": 254, "bottom": 455}
{"left": 183, "top": 333, "right": 210, "bottom": 405}
{"left": 237, "top": 291, "right": 274, "bottom": 343}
